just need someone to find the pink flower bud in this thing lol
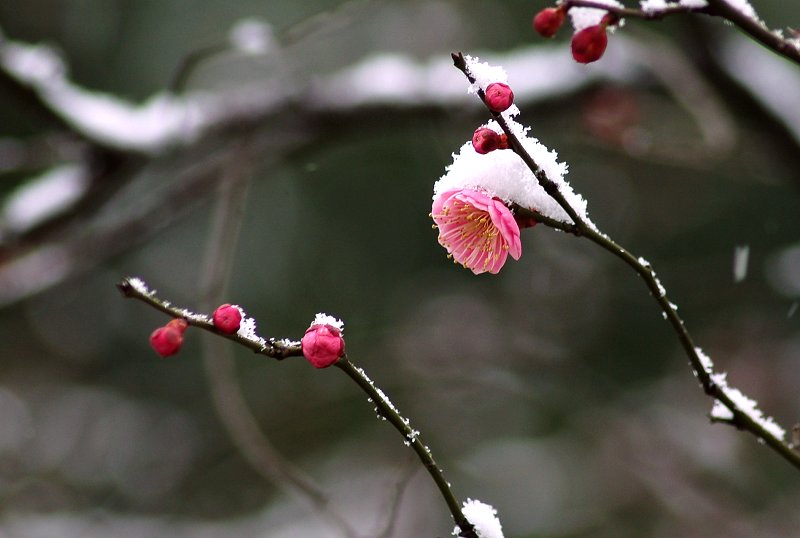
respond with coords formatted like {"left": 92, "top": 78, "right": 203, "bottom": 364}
{"left": 571, "top": 24, "right": 608, "bottom": 64}
{"left": 213, "top": 304, "right": 242, "bottom": 334}
{"left": 533, "top": 7, "right": 565, "bottom": 38}
{"left": 150, "top": 323, "right": 185, "bottom": 357}
{"left": 166, "top": 318, "right": 189, "bottom": 333}
{"left": 472, "top": 127, "right": 501, "bottom": 154}
{"left": 497, "top": 133, "right": 509, "bottom": 150}
{"left": 301, "top": 324, "right": 345, "bottom": 368}
{"left": 484, "top": 82, "right": 514, "bottom": 113}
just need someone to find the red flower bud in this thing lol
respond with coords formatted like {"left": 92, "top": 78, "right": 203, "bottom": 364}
{"left": 484, "top": 82, "right": 514, "bottom": 113}
{"left": 571, "top": 24, "right": 608, "bottom": 64}
{"left": 472, "top": 127, "right": 501, "bottom": 154}
{"left": 301, "top": 324, "right": 345, "bottom": 368}
{"left": 150, "top": 323, "right": 185, "bottom": 357}
{"left": 213, "top": 304, "right": 242, "bottom": 334}
{"left": 497, "top": 133, "right": 509, "bottom": 150}
{"left": 166, "top": 318, "right": 188, "bottom": 333}
{"left": 533, "top": 7, "right": 565, "bottom": 38}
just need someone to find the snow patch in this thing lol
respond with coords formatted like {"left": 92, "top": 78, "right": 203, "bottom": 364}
{"left": 454, "top": 499, "right": 504, "bottom": 538}
{"left": 310, "top": 313, "right": 344, "bottom": 332}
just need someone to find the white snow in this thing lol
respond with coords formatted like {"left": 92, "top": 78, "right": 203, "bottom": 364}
{"left": 433, "top": 56, "right": 592, "bottom": 227}
{"left": 236, "top": 312, "right": 258, "bottom": 337}
{"left": 695, "top": 346, "right": 714, "bottom": 374}
{"left": 315, "top": 43, "right": 642, "bottom": 111}
{"left": 175, "top": 308, "right": 211, "bottom": 324}
{"left": 710, "top": 372, "right": 785, "bottom": 440}
{"left": 310, "top": 313, "right": 344, "bottom": 332}
{"left": 0, "top": 40, "right": 66, "bottom": 84}
{"left": 1, "top": 164, "right": 88, "bottom": 235}
{"left": 0, "top": 37, "right": 210, "bottom": 154}
{"left": 229, "top": 19, "right": 274, "bottom": 55}
{"left": 640, "top": 0, "right": 670, "bottom": 12}
{"left": 569, "top": 0, "right": 623, "bottom": 32}
{"left": 641, "top": 0, "right": 709, "bottom": 12}
{"left": 696, "top": 346, "right": 784, "bottom": 441}
{"left": 733, "top": 245, "right": 749, "bottom": 282}
{"left": 721, "top": 0, "right": 758, "bottom": 20}
{"left": 710, "top": 399, "right": 734, "bottom": 421}
{"left": 462, "top": 55, "right": 520, "bottom": 119}
{"left": 453, "top": 499, "right": 504, "bottom": 538}
{"left": 126, "top": 277, "right": 153, "bottom": 296}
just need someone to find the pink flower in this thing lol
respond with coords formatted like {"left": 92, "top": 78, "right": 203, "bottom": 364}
{"left": 302, "top": 324, "right": 345, "bottom": 368}
{"left": 431, "top": 188, "right": 522, "bottom": 275}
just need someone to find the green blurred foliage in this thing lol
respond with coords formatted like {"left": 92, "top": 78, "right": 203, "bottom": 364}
{"left": 0, "top": 1, "right": 799, "bottom": 537}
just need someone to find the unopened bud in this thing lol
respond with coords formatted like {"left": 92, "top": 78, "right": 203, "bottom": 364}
{"left": 472, "top": 127, "right": 501, "bottom": 154}
{"left": 301, "top": 324, "right": 345, "bottom": 368}
{"left": 150, "top": 322, "right": 186, "bottom": 357}
{"left": 533, "top": 7, "right": 565, "bottom": 38}
{"left": 484, "top": 82, "right": 514, "bottom": 113}
{"left": 571, "top": 24, "right": 608, "bottom": 64}
{"left": 213, "top": 304, "right": 242, "bottom": 334}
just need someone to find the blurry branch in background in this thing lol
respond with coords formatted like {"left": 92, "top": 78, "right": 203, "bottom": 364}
{"left": 117, "top": 277, "right": 480, "bottom": 538}
{"left": 194, "top": 144, "right": 359, "bottom": 538}
{"left": 3, "top": 12, "right": 799, "bottom": 306}
{"left": 559, "top": 0, "right": 800, "bottom": 65}
{"left": 169, "top": 0, "right": 377, "bottom": 91}
{"left": 371, "top": 459, "right": 418, "bottom": 538}
{"left": 453, "top": 50, "right": 800, "bottom": 472}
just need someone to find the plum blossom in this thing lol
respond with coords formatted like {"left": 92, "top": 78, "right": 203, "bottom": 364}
{"left": 431, "top": 188, "right": 522, "bottom": 275}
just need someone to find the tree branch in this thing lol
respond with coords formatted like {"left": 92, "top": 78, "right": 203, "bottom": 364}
{"left": 453, "top": 49, "right": 800, "bottom": 472}
{"left": 117, "top": 276, "right": 478, "bottom": 538}
{"left": 557, "top": 0, "right": 800, "bottom": 66}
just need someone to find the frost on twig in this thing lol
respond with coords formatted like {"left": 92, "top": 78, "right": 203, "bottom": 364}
{"left": 693, "top": 346, "right": 786, "bottom": 441}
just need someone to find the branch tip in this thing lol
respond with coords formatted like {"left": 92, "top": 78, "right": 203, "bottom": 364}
{"left": 117, "top": 278, "right": 134, "bottom": 297}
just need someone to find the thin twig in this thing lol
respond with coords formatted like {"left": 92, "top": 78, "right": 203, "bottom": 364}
{"left": 117, "top": 278, "right": 477, "bottom": 537}
{"left": 373, "top": 456, "right": 418, "bottom": 538}
{"left": 557, "top": 0, "right": 800, "bottom": 66}
{"left": 117, "top": 277, "right": 302, "bottom": 359}
{"left": 335, "top": 359, "right": 478, "bottom": 538}
{"left": 558, "top": 0, "right": 703, "bottom": 20}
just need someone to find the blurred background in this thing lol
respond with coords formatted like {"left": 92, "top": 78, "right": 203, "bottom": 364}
{"left": 1, "top": 1, "right": 799, "bottom": 536}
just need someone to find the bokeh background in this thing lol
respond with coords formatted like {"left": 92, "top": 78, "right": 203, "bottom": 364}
{"left": 1, "top": 1, "right": 799, "bottom": 537}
